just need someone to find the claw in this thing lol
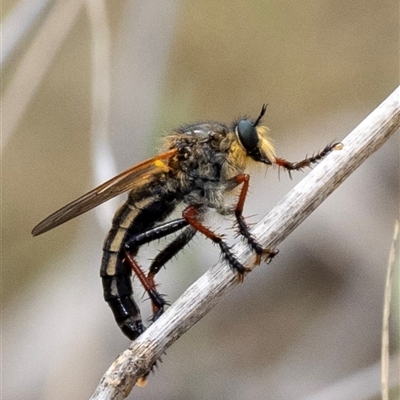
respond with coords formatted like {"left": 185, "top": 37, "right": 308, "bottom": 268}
{"left": 265, "top": 248, "right": 279, "bottom": 263}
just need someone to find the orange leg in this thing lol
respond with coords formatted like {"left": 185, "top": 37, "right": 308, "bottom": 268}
{"left": 183, "top": 205, "right": 247, "bottom": 281}
{"left": 274, "top": 142, "right": 343, "bottom": 178}
{"left": 124, "top": 251, "right": 166, "bottom": 320}
{"left": 232, "top": 174, "right": 278, "bottom": 265}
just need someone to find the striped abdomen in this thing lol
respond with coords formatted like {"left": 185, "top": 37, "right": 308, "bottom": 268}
{"left": 101, "top": 192, "right": 176, "bottom": 340}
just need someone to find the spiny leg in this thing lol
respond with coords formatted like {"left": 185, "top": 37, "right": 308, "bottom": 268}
{"left": 123, "top": 252, "right": 166, "bottom": 321}
{"left": 274, "top": 142, "right": 343, "bottom": 178}
{"left": 148, "top": 226, "right": 197, "bottom": 283}
{"left": 231, "top": 174, "right": 277, "bottom": 265}
{"left": 182, "top": 205, "right": 247, "bottom": 281}
{"left": 124, "top": 218, "right": 189, "bottom": 319}
{"left": 136, "top": 226, "right": 197, "bottom": 386}
{"left": 229, "top": 143, "right": 342, "bottom": 263}
{"left": 125, "top": 218, "right": 188, "bottom": 249}
{"left": 146, "top": 226, "right": 197, "bottom": 321}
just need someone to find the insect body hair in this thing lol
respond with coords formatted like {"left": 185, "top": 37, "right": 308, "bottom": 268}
{"left": 255, "top": 125, "right": 276, "bottom": 164}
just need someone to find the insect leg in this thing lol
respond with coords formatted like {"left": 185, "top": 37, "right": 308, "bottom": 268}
{"left": 231, "top": 174, "right": 277, "bottom": 265}
{"left": 183, "top": 205, "right": 247, "bottom": 280}
{"left": 149, "top": 226, "right": 197, "bottom": 278}
{"left": 274, "top": 142, "right": 343, "bottom": 178}
{"left": 145, "top": 226, "right": 197, "bottom": 320}
{"left": 123, "top": 219, "right": 190, "bottom": 320}
{"left": 125, "top": 218, "right": 188, "bottom": 249}
{"left": 123, "top": 251, "right": 167, "bottom": 320}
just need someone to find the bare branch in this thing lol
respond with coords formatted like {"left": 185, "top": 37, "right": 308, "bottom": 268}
{"left": 90, "top": 86, "right": 400, "bottom": 400}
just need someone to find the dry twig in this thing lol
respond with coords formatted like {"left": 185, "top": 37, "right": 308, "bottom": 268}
{"left": 90, "top": 86, "right": 400, "bottom": 400}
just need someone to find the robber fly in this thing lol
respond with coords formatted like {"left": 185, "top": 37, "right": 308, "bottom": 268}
{"left": 32, "top": 105, "right": 342, "bottom": 341}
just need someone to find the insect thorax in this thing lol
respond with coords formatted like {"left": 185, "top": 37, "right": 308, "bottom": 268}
{"left": 161, "top": 123, "right": 249, "bottom": 211}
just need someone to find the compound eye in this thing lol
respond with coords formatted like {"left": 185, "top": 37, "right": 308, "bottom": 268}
{"left": 236, "top": 120, "right": 259, "bottom": 153}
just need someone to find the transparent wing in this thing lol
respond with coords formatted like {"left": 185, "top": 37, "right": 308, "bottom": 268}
{"left": 32, "top": 149, "right": 177, "bottom": 236}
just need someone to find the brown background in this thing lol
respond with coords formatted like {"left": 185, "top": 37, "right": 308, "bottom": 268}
{"left": 3, "top": 1, "right": 399, "bottom": 399}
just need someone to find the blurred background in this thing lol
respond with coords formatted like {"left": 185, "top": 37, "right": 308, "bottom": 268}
{"left": 2, "top": 1, "right": 399, "bottom": 399}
